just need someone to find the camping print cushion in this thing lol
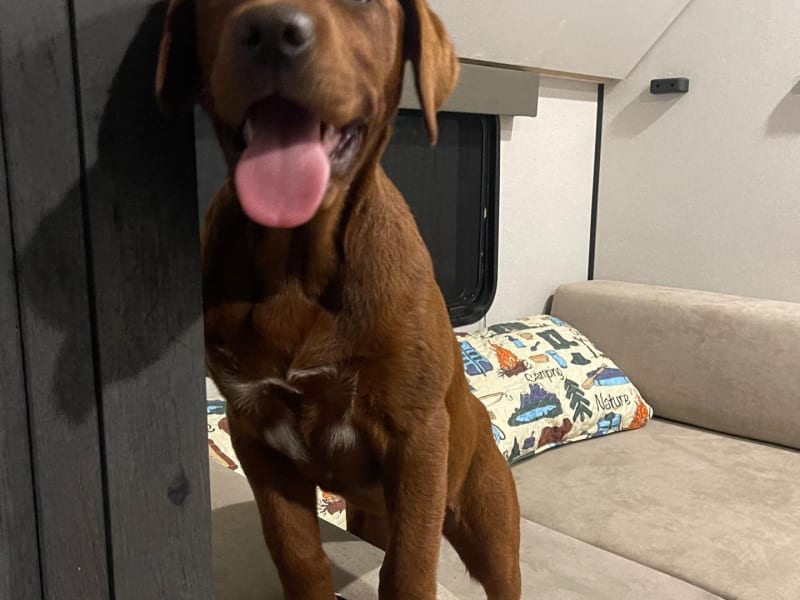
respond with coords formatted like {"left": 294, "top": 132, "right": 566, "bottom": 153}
{"left": 459, "top": 315, "right": 652, "bottom": 465}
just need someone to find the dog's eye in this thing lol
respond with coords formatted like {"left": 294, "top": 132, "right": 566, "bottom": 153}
{"left": 349, "top": 0, "right": 373, "bottom": 4}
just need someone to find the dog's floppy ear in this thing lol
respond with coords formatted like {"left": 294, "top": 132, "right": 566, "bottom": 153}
{"left": 402, "top": 0, "right": 459, "bottom": 144}
{"left": 155, "top": 0, "right": 199, "bottom": 114}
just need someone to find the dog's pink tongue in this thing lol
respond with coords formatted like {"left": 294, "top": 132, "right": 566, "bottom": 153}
{"left": 235, "top": 98, "right": 329, "bottom": 228}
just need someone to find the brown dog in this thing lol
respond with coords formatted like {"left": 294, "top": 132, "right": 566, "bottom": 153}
{"left": 157, "top": 0, "right": 521, "bottom": 598}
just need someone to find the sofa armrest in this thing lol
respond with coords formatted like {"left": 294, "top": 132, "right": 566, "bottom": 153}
{"left": 551, "top": 280, "right": 800, "bottom": 450}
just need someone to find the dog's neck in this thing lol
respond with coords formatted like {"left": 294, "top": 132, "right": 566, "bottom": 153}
{"left": 245, "top": 196, "right": 342, "bottom": 303}
{"left": 241, "top": 172, "right": 376, "bottom": 311}
{"left": 242, "top": 124, "right": 396, "bottom": 309}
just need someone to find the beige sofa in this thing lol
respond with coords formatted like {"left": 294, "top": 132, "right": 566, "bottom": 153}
{"left": 210, "top": 281, "right": 800, "bottom": 599}
{"left": 515, "top": 280, "right": 800, "bottom": 600}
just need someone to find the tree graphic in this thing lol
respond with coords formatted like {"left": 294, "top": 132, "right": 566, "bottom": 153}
{"left": 564, "top": 378, "right": 593, "bottom": 423}
{"left": 508, "top": 438, "right": 521, "bottom": 463}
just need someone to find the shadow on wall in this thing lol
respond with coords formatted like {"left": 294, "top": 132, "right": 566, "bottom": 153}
{"left": 608, "top": 87, "right": 684, "bottom": 137}
{"left": 499, "top": 115, "right": 514, "bottom": 142}
{"left": 18, "top": 2, "right": 202, "bottom": 425}
{"left": 765, "top": 81, "right": 800, "bottom": 136}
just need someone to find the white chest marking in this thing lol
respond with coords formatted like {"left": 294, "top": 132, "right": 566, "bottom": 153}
{"left": 327, "top": 372, "right": 360, "bottom": 454}
{"left": 265, "top": 377, "right": 301, "bottom": 395}
{"left": 327, "top": 421, "right": 360, "bottom": 454}
{"left": 263, "top": 422, "right": 309, "bottom": 463}
{"left": 287, "top": 365, "right": 338, "bottom": 383}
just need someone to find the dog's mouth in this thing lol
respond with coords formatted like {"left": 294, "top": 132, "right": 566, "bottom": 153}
{"left": 232, "top": 95, "right": 365, "bottom": 229}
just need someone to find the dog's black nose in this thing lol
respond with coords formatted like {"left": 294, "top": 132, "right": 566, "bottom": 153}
{"left": 235, "top": 4, "right": 316, "bottom": 65}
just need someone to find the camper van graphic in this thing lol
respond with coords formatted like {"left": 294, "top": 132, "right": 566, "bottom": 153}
{"left": 487, "top": 322, "right": 529, "bottom": 335}
{"left": 508, "top": 383, "right": 562, "bottom": 426}
{"left": 460, "top": 341, "right": 494, "bottom": 376}
{"left": 582, "top": 365, "right": 630, "bottom": 388}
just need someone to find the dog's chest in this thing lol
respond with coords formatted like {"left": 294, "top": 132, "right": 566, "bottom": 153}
{"left": 220, "top": 366, "right": 380, "bottom": 492}
{"left": 210, "top": 291, "right": 382, "bottom": 491}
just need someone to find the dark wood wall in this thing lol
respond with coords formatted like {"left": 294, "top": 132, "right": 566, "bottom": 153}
{"left": 0, "top": 1, "right": 213, "bottom": 598}
{"left": 0, "top": 84, "right": 43, "bottom": 600}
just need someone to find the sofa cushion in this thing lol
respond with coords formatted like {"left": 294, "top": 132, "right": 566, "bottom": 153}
{"left": 212, "top": 463, "right": 720, "bottom": 599}
{"left": 551, "top": 280, "right": 800, "bottom": 450}
{"left": 513, "top": 419, "right": 800, "bottom": 600}
{"left": 458, "top": 315, "right": 652, "bottom": 464}
{"left": 438, "top": 519, "right": 722, "bottom": 600}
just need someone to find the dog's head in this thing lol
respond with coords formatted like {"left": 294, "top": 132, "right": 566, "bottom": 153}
{"left": 156, "top": 0, "right": 458, "bottom": 229}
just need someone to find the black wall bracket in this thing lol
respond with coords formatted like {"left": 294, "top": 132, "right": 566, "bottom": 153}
{"left": 650, "top": 77, "right": 690, "bottom": 95}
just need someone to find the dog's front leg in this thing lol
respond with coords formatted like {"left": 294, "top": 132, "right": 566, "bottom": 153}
{"left": 379, "top": 408, "right": 450, "bottom": 600}
{"left": 233, "top": 436, "right": 336, "bottom": 599}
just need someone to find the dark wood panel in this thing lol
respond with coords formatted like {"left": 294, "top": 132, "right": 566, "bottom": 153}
{"left": 0, "top": 1, "right": 111, "bottom": 598}
{"left": 0, "top": 91, "right": 43, "bottom": 600}
{"left": 71, "top": 2, "right": 212, "bottom": 598}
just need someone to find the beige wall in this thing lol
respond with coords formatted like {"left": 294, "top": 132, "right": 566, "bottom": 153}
{"left": 479, "top": 77, "right": 598, "bottom": 327}
{"left": 595, "top": 0, "right": 800, "bottom": 303}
